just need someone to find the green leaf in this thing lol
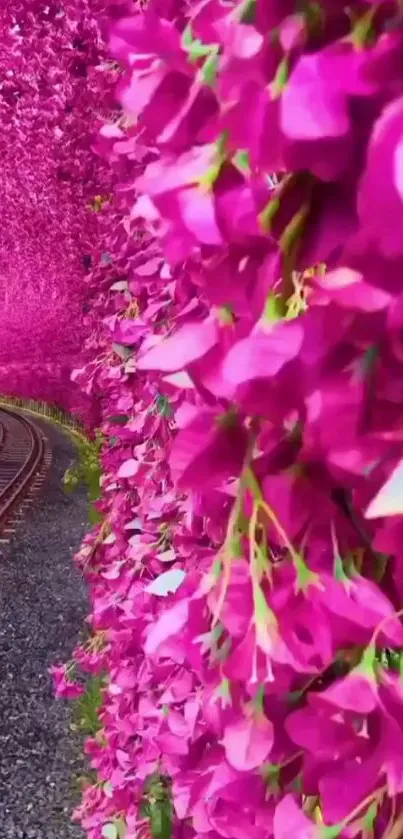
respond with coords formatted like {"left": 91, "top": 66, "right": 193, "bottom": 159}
{"left": 189, "top": 39, "right": 216, "bottom": 60}
{"left": 262, "top": 763, "right": 280, "bottom": 793}
{"left": 333, "top": 554, "right": 350, "bottom": 584}
{"left": 258, "top": 194, "right": 281, "bottom": 233}
{"left": 140, "top": 800, "right": 151, "bottom": 819}
{"left": 88, "top": 466, "right": 101, "bottom": 501}
{"left": 74, "top": 674, "right": 105, "bottom": 735}
{"left": 150, "top": 799, "right": 172, "bottom": 839}
{"left": 155, "top": 395, "right": 173, "bottom": 418}
{"left": 144, "top": 772, "right": 162, "bottom": 795}
{"left": 181, "top": 24, "right": 193, "bottom": 48}
{"left": 115, "top": 817, "right": 127, "bottom": 839}
{"left": 89, "top": 504, "right": 103, "bottom": 525}
{"left": 102, "top": 825, "right": 118, "bottom": 839}
{"left": 294, "top": 553, "right": 320, "bottom": 592}
{"left": 279, "top": 201, "right": 310, "bottom": 256}
{"left": 290, "top": 773, "right": 302, "bottom": 793}
{"left": 239, "top": 0, "right": 256, "bottom": 23}
{"left": 362, "top": 801, "right": 378, "bottom": 831}
{"left": 263, "top": 292, "right": 284, "bottom": 324}
{"left": 318, "top": 826, "right": 343, "bottom": 839}
{"left": 62, "top": 435, "right": 102, "bottom": 503}
{"left": 201, "top": 50, "right": 219, "bottom": 86}
{"left": 234, "top": 150, "right": 250, "bottom": 174}
{"left": 351, "top": 7, "right": 376, "bottom": 48}
{"left": 271, "top": 56, "right": 289, "bottom": 98}
{"left": 217, "top": 305, "right": 234, "bottom": 325}
{"left": 358, "top": 645, "right": 377, "bottom": 680}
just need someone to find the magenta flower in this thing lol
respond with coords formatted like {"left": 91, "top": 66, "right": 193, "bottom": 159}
{"left": 273, "top": 796, "right": 314, "bottom": 839}
{"left": 49, "top": 664, "right": 85, "bottom": 699}
{"left": 35, "top": 2, "right": 403, "bottom": 838}
{"left": 169, "top": 409, "right": 248, "bottom": 490}
{"left": 359, "top": 96, "right": 403, "bottom": 260}
{"left": 222, "top": 712, "right": 274, "bottom": 772}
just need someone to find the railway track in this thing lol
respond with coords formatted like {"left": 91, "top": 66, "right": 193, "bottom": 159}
{"left": 0, "top": 407, "right": 48, "bottom": 541}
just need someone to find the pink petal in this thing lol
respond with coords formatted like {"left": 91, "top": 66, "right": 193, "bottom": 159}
{"left": 223, "top": 321, "right": 303, "bottom": 385}
{"left": 310, "top": 673, "right": 377, "bottom": 714}
{"left": 118, "top": 459, "right": 139, "bottom": 478}
{"left": 113, "top": 319, "right": 148, "bottom": 345}
{"left": 178, "top": 187, "right": 223, "bottom": 245}
{"left": 169, "top": 411, "right": 247, "bottom": 490}
{"left": 145, "top": 600, "right": 189, "bottom": 655}
{"left": 281, "top": 53, "right": 349, "bottom": 140}
{"left": 137, "top": 320, "right": 219, "bottom": 372}
{"left": 273, "top": 795, "right": 314, "bottom": 839}
{"left": 222, "top": 715, "right": 273, "bottom": 771}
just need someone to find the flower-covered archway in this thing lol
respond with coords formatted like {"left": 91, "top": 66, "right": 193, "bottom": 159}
{"left": 6, "top": 3, "right": 403, "bottom": 839}
{"left": 0, "top": 0, "right": 111, "bottom": 421}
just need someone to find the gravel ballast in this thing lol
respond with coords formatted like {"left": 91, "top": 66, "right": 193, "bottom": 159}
{"left": 0, "top": 418, "right": 89, "bottom": 838}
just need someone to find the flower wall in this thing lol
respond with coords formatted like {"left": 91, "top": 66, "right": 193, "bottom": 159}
{"left": 7, "top": 0, "right": 403, "bottom": 838}
{"left": 0, "top": 0, "right": 112, "bottom": 423}
{"left": 56, "top": 2, "right": 403, "bottom": 839}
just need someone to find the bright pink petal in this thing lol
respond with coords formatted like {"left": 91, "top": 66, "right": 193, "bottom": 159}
{"left": 137, "top": 320, "right": 219, "bottom": 372}
{"left": 222, "top": 714, "right": 273, "bottom": 771}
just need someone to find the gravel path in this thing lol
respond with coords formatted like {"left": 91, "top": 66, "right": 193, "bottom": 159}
{"left": 0, "top": 417, "right": 89, "bottom": 839}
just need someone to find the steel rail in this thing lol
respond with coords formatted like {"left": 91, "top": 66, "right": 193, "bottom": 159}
{"left": 0, "top": 407, "right": 44, "bottom": 530}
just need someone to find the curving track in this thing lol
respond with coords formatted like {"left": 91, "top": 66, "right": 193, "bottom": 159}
{"left": 0, "top": 407, "right": 46, "bottom": 535}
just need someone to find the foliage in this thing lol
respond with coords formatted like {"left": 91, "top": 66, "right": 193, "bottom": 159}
{"left": 64, "top": 433, "right": 103, "bottom": 522}
{"left": 64, "top": 435, "right": 102, "bottom": 496}
{"left": 72, "top": 673, "right": 105, "bottom": 736}
{"left": 141, "top": 775, "right": 173, "bottom": 839}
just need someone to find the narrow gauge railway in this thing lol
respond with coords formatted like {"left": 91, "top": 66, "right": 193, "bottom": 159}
{"left": 0, "top": 407, "right": 46, "bottom": 537}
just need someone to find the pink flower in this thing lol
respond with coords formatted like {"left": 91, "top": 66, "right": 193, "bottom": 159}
{"left": 49, "top": 665, "right": 85, "bottom": 699}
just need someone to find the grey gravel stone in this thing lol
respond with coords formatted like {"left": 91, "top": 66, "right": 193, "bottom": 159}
{"left": 0, "top": 418, "right": 89, "bottom": 838}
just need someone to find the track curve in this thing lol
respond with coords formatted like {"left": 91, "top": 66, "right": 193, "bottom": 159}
{"left": 0, "top": 407, "right": 45, "bottom": 533}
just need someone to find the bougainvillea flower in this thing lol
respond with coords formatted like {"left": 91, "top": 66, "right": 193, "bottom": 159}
{"left": 315, "top": 574, "right": 403, "bottom": 647}
{"left": 169, "top": 409, "right": 248, "bottom": 490}
{"left": 285, "top": 705, "right": 360, "bottom": 761}
{"left": 319, "top": 751, "right": 382, "bottom": 824}
{"left": 137, "top": 318, "right": 219, "bottom": 372}
{"left": 112, "top": 317, "right": 149, "bottom": 345}
{"left": 222, "top": 712, "right": 274, "bottom": 772}
{"left": 358, "top": 96, "right": 403, "bottom": 259}
{"left": 38, "top": 2, "right": 403, "bottom": 839}
{"left": 311, "top": 267, "right": 392, "bottom": 312}
{"left": 309, "top": 669, "right": 378, "bottom": 715}
{"left": 273, "top": 795, "right": 314, "bottom": 839}
{"left": 49, "top": 664, "right": 85, "bottom": 699}
{"left": 223, "top": 319, "right": 304, "bottom": 387}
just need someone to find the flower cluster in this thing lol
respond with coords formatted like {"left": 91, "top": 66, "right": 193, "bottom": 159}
{"left": 51, "top": 1, "right": 403, "bottom": 838}
{"left": 0, "top": 0, "right": 112, "bottom": 422}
